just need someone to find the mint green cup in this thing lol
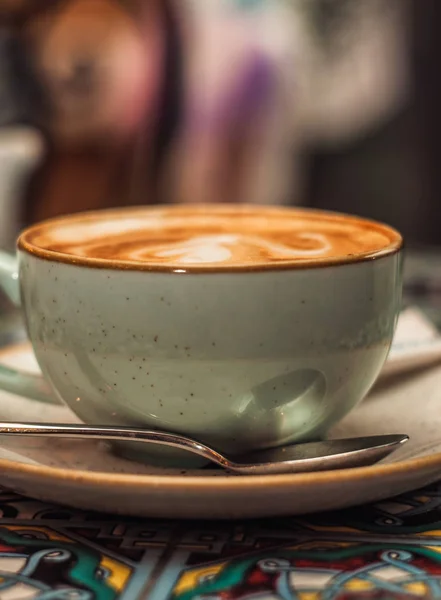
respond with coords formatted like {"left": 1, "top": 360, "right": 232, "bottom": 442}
{"left": 0, "top": 207, "right": 403, "bottom": 467}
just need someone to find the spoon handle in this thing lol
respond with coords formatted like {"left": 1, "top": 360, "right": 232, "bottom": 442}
{"left": 0, "top": 421, "right": 231, "bottom": 469}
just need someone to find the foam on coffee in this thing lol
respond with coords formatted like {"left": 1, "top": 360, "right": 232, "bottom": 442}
{"left": 19, "top": 205, "right": 402, "bottom": 270}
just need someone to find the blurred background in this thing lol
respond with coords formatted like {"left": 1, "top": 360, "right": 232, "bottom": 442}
{"left": 0, "top": 0, "right": 436, "bottom": 252}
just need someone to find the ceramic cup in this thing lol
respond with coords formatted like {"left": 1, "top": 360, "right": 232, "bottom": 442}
{"left": 0, "top": 206, "right": 403, "bottom": 467}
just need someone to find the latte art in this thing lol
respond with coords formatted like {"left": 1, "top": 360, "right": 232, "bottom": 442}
{"left": 19, "top": 205, "right": 402, "bottom": 270}
{"left": 133, "top": 232, "right": 332, "bottom": 265}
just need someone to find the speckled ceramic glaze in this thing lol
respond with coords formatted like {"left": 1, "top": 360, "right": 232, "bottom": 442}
{"left": 0, "top": 212, "right": 403, "bottom": 467}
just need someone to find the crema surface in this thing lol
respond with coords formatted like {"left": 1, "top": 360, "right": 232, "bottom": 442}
{"left": 20, "top": 205, "right": 402, "bottom": 270}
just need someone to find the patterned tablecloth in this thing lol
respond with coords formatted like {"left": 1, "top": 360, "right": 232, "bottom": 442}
{"left": 1, "top": 484, "right": 441, "bottom": 599}
{"left": 0, "top": 247, "right": 441, "bottom": 599}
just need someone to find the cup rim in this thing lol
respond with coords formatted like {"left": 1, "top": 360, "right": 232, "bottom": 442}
{"left": 17, "top": 204, "right": 404, "bottom": 273}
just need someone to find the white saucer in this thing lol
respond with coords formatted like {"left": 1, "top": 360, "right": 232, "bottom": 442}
{"left": 1, "top": 340, "right": 441, "bottom": 519}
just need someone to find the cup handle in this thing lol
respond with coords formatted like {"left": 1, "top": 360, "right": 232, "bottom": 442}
{"left": 0, "top": 251, "right": 60, "bottom": 404}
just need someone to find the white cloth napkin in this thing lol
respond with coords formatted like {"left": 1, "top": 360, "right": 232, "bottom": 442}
{"left": 384, "top": 307, "right": 441, "bottom": 377}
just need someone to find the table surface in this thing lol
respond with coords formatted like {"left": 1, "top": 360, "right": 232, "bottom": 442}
{"left": 0, "top": 247, "right": 441, "bottom": 600}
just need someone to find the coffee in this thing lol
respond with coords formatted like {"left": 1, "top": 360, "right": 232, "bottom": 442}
{"left": 19, "top": 204, "right": 401, "bottom": 270}
{"left": 2, "top": 204, "right": 403, "bottom": 465}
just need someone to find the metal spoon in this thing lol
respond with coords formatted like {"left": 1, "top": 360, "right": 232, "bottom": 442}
{"left": 0, "top": 422, "right": 408, "bottom": 475}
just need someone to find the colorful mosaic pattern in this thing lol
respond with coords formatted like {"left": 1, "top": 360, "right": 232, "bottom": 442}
{"left": 3, "top": 484, "right": 441, "bottom": 598}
